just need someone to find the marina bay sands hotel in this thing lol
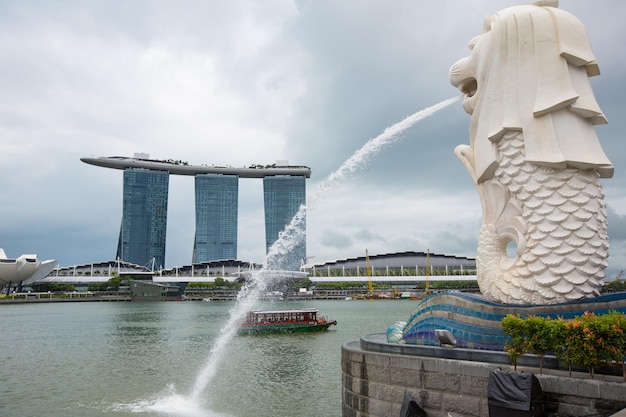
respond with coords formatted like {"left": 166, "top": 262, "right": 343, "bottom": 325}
{"left": 81, "top": 154, "right": 310, "bottom": 271}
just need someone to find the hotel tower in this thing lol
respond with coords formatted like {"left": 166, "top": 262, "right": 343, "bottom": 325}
{"left": 82, "top": 154, "right": 310, "bottom": 270}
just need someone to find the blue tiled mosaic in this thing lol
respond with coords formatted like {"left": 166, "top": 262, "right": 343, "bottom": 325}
{"left": 397, "top": 292, "right": 626, "bottom": 351}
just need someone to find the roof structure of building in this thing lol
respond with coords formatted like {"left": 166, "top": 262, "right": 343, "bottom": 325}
{"left": 303, "top": 250, "right": 476, "bottom": 269}
{"left": 81, "top": 156, "right": 311, "bottom": 178}
{"left": 38, "top": 259, "right": 153, "bottom": 284}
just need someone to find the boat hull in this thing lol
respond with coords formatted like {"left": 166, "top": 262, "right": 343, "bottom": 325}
{"left": 239, "top": 321, "right": 336, "bottom": 335}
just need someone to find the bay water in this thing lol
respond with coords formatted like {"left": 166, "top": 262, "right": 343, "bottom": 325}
{"left": 1, "top": 299, "right": 415, "bottom": 417}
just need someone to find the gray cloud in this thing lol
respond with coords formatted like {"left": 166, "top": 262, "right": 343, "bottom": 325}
{"left": 319, "top": 230, "right": 353, "bottom": 250}
{"left": 1, "top": 0, "right": 624, "bottom": 280}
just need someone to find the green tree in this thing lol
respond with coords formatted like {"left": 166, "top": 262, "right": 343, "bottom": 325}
{"left": 596, "top": 311, "right": 626, "bottom": 381}
{"left": 551, "top": 318, "right": 575, "bottom": 376}
{"left": 32, "top": 283, "right": 75, "bottom": 292}
{"left": 524, "top": 315, "right": 556, "bottom": 374}
{"left": 502, "top": 311, "right": 626, "bottom": 379}
{"left": 501, "top": 314, "right": 528, "bottom": 371}
{"left": 602, "top": 280, "right": 626, "bottom": 293}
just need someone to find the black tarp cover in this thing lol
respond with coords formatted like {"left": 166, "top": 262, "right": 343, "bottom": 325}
{"left": 488, "top": 369, "right": 539, "bottom": 411}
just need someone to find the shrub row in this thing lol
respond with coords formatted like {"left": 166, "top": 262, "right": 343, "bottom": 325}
{"left": 501, "top": 311, "right": 626, "bottom": 380}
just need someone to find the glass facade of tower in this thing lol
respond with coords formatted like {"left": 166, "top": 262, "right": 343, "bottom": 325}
{"left": 193, "top": 174, "right": 238, "bottom": 263}
{"left": 263, "top": 175, "right": 306, "bottom": 271}
{"left": 116, "top": 169, "right": 169, "bottom": 268}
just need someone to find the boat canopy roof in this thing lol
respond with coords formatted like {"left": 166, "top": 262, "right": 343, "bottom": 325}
{"left": 249, "top": 308, "right": 317, "bottom": 315}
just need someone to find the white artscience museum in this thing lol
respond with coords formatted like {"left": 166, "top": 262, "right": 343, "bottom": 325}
{"left": 0, "top": 248, "right": 58, "bottom": 292}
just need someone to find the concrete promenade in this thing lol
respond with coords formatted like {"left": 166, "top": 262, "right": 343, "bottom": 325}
{"left": 0, "top": 294, "right": 131, "bottom": 304}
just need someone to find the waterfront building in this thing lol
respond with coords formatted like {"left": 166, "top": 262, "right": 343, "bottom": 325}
{"left": 193, "top": 174, "right": 238, "bottom": 263}
{"left": 263, "top": 175, "right": 306, "bottom": 271}
{"left": 302, "top": 250, "right": 477, "bottom": 286}
{"left": 0, "top": 249, "right": 57, "bottom": 292}
{"left": 117, "top": 168, "right": 169, "bottom": 268}
{"left": 82, "top": 155, "right": 311, "bottom": 267}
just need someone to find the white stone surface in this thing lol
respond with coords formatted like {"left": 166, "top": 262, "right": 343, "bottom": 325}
{"left": 449, "top": 2, "right": 613, "bottom": 305}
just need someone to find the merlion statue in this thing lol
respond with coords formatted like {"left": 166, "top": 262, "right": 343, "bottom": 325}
{"left": 449, "top": 1, "right": 614, "bottom": 305}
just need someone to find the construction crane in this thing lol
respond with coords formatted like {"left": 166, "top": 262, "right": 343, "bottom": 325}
{"left": 424, "top": 249, "right": 431, "bottom": 297}
{"left": 366, "top": 249, "right": 374, "bottom": 297}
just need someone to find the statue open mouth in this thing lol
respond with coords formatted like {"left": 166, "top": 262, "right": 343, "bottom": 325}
{"left": 449, "top": 57, "right": 477, "bottom": 113}
{"left": 460, "top": 78, "right": 477, "bottom": 98}
{"left": 456, "top": 77, "right": 477, "bottom": 114}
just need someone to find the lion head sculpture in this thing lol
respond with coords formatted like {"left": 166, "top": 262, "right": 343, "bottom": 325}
{"left": 450, "top": 2, "right": 613, "bottom": 184}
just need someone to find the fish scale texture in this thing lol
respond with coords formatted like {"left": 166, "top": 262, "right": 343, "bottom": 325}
{"left": 477, "top": 131, "right": 608, "bottom": 305}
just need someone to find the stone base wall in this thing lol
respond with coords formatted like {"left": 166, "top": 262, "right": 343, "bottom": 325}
{"left": 342, "top": 338, "right": 626, "bottom": 417}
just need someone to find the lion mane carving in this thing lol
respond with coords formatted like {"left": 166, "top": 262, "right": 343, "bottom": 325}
{"left": 450, "top": 1, "right": 614, "bottom": 305}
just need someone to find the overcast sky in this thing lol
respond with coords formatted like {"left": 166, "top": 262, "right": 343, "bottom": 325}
{"left": 1, "top": 0, "right": 625, "bottom": 279}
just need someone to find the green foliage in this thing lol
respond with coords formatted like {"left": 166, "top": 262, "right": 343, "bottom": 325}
{"left": 602, "top": 311, "right": 626, "bottom": 380}
{"left": 550, "top": 317, "right": 573, "bottom": 372}
{"left": 525, "top": 316, "right": 557, "bottom": 374}
{"left": 88, "top": 282, "right": 109, "bottom": 291}
{"left": 186, "top": 279, "right": 240, "bottom": 290}
{"left": 563, "top": 312, "right": 603, "bottom": 378}
{"left": 501, "top": 311, "right": 626, "bottom": 379}
{"left": 186, "top": 281, "right": 213, "bottom": 289}
{"left": 31, "top": 283, "right": 75, "bottom": 292}
{"left": 293, "top": 278, "right": 313, "bottom": 289}
{"left": 602, "top": 280, "right": 626, "bottom": 293}
{"left": 428, "top": 280, "right": 479, "bottom": 290}
{"left": 87, "top": 276, "right": 129, "bottom": 292}
{"left": 501, "top": 315, "right": 528, "bottom": 370}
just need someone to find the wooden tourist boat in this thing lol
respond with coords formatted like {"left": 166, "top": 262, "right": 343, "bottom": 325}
{"left": 239, "top": 308, "right": 337, "bottom": 335}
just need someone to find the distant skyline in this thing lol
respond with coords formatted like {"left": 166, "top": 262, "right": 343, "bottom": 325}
{"left": 1, "top": 1, "right": 624, "bottom": 279}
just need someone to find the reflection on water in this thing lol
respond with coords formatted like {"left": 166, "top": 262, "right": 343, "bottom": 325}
{"left": 240, "top": 336, "right": 314, "bottom": 391}
{"left": 253, "top": 340, "right": 312, "bottom": 385}
{"left": 108, "top": 306, "right": 168, "bottom": 347}
{"left": 211, "top": 332, "right": 334, "bottom": 417}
